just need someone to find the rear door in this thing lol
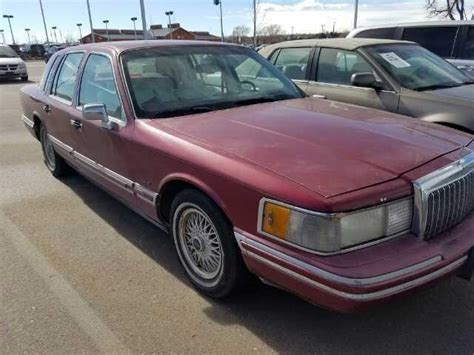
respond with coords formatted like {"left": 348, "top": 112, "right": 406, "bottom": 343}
{"left": 271, "top": 47, "right": 314, "bottom": 90}
{"left": 305, "top": 47, "right": 399, "bottom": 111}
{"left": 45, "top": 52, "right": 85, "bottom": 153}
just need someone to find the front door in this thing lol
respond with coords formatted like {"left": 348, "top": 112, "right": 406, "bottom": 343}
{"left": 305, "top": 47, "right": 399, "bottom": 112}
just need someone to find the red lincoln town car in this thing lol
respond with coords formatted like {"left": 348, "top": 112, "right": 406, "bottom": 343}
{"left": 20, "top": 41, "right": 473, "bottom": 313}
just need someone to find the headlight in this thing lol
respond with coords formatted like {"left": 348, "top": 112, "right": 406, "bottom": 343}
{"left": 258, "top": 197, "right": 413, "bottom": 254}
{"left": 19, "top": 62, "right": 26, "bottom": 69}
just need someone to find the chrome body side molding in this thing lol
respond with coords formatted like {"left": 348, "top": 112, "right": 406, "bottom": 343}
{"left": 48, "top": 134, "right": 158, "bottom": 206}
{"left": 21, "top": 114, "right": 34, "bottom": 128}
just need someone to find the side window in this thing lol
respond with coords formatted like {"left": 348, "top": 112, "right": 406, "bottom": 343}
{"left": 316, "top": 48, "right": 373, "bottom": 86}
{"left": 462, "top": 26, "right": 474, "bottom": 60}
{"left": 402, "top": 27, "right": 458, "bottom": 58}
{"left": 51, "top": 53, "right": 83, "bottom": 102}
{"left": 268, "top": 49, "right": 280, "bottom": 64}
{"left": 79, "top": 54, "right": 123, "bottom": 120}
{"left": 273, "top": 47, "right": 311, "bottom": 80}
{"left": 40, "top": 55, "right": 58, "bottom": 91}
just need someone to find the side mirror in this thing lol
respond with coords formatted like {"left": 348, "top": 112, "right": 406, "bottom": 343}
{"left": 351, "top": 72, "right": 383, "bottom": 90}
{"left": 83, "top": 103, "right": 116, "bottom": 130}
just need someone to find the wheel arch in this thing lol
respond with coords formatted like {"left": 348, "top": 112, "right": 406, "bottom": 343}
{"left": 32, "top": 112, "right": 42, "bottom": 140}
{"left": 157, "top": 174, "right": 233, "bottom": 226}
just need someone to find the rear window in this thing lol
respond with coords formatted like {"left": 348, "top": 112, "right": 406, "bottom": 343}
{"left": 402, "top": 26, "right": 458, "bottom": 57}
{"left": 353, "top": 27, "right": 396, "bottom": 39}
{"left": 462, "top": 26, "right": 474, "bottom": 60}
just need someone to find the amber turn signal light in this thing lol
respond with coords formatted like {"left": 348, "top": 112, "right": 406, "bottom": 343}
{"left": 262, "top": 202, "right": 290, "bottom": 239}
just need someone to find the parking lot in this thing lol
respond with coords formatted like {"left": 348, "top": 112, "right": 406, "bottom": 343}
{"left": 1, "top": 61, "right": 473, "bottom": 354}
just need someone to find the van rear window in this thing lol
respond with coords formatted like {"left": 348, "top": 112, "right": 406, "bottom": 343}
{"left": 402, "top": 26, "right": 458, "bottom": 58}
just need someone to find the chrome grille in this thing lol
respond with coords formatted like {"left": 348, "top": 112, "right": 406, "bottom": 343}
{"left": 413, "top": 151, "right": 474, "bottom": 239}
{"left": 0, "top": 64, "right": 18, "bottom": 71}
{"left": 424, "top": 172, "right": 473, "bottom": 238}
{"left": 0, "top": 65, "right": 8, "bottom": 71}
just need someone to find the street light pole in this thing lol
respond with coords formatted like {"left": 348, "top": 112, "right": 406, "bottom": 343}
{"left": 103, "top": 19, "right": 109, "bottom": 41}
{"left": 131, "top": 17, "right": 138, "bottom": 40}
{"left": 353, "top": 0, "right": 359, "bottom": 29}
{"left": 139, "top": 0, "right": 149, "bottom": 40}
{"left": 86, "top": 0, "right": 95, "bottom": 43}
{"left": 25, "top": 28, "right": 31, "bottom": 44}
{"left": 0, "top": 30, "right": 5, "bottom": 44}
{"left": 213, "top": 0, "right": 224, "bottom": 42}
{"left": 3, "top": 15, "right": 15, "bottom": 44}
{"left": 52, "top": 26, "right": 58, "bottom": 43}
{"left": 77, "top": 23, "right": 83, "bottom": 43}
{"left": 38, "top": 0, "right": 50, "bottom": 44}
{"left": 165, "top": 11, "right": 173, "bottom": 39}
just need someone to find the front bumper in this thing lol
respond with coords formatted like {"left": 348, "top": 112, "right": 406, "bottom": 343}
{"left": 0, "top": 68, "right": 27, "bottom": 78}
{"left": 235, "top": 212, "right": 473, "bottom": 313}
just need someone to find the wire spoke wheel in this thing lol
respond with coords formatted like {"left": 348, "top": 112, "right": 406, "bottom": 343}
{"left": 177, "top": 206, "right": 224, "bottom": 281}
{"left": 41, "top": 128, "right": 56, "bottom": 170}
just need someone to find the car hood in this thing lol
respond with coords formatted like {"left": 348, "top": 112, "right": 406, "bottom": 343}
{"left": 0, "top": 57, "right": 23, "bottom": 65}
{"left": 424, "top": 84, "right": 474, "bottom": 101}
{"left": 148, "top": 98, "right": 472, "bottom": 198}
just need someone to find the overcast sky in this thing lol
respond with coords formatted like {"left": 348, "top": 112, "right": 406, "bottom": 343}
{"left": 1, "top": 0, "right": 473, "bottom": 43}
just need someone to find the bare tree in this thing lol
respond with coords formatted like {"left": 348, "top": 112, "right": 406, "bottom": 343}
{"left": 426, "top": 0, "right": 466, "bottom": 20}
{"left": 232, "top": 25, "right": 251, "bottom": 43}
{"left": 259, "top": 24, "right": 285, "bottom": 43}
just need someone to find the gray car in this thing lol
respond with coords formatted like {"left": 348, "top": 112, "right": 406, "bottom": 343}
{"left": 259, "top": 38, "right": 474, "bottom": 133}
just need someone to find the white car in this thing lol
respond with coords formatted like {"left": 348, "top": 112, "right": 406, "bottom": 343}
{"left": 0, "top": 45, "right": 28, "bottom": 81}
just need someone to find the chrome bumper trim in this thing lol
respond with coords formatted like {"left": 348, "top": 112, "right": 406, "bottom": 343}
{"left": 245, "top": 248, "right": 467, "bottom": 301}
{"left": 21, "top": 114, "right": 34, "bottom": 128}
{"left": 235, "top": 231, "right": 442, "bottom": 287}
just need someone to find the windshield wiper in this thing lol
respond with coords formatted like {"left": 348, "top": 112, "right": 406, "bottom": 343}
{"left": 154, "top": 106, "right": 216, "bottom": 118}
{"left": 414, "top": 83, "right": 464, "bottom": 91}
{"left": 231, "top": 95, "right": 293, "bottom": 107}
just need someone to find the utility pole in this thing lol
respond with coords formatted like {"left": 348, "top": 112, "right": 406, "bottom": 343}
{"left": 321, "top": 24, "right": 326, "bottom": 38}
{"left": 38, "top": 0, "right": 50, "bottom": 44}
{"left": 332, "top": 22, "right": 336, "bottom": 33}
{"left": 252, "top": 0, "right": 257, "bottom": 47}
{"left": 165, "top": 11, "right": 173, "bottom": 39}
{"left": 139, "top": 0, "right": 149, "bottom": 40}
{"left": 77, "top": 23, "right": 83, "bottom": 43}
{"left": 0, "top": 30, "right": 6, "bottom": 44}
{"left": 2, "top": 15, "right": 15, "bottom": 44}
{"left": 353, "top": 0, "right": 359, "bottom": 29}
{"left": 213, "top": 0, "right": 224, "bottom": 42}
{"left": 25, "top": 28, "right": 31, "bottom": 44}
{"left": 131, "top": 17, "right": 138, "bottom": 40}
{"left": 103, "top": 19, "right": 109, "bottom": 41}
{"left": 86, "top": 0, "right": 95, "bottom": 43}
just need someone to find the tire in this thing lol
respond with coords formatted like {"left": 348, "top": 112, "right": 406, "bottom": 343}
{"left": 170, "top": 189, "right": 247, "bottom": 298}
{"left": 21, "top": 75, "right": 28, "bottom": 82}
{"left": 40, "top": 124, "right": 69, "bottom": 177}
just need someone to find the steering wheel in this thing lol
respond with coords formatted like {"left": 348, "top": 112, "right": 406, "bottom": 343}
{"left": 239, "top": 80, "right": 257, "bottom": 92}
{"left": 412, "top": 66, "right": 431, "bottom": 79}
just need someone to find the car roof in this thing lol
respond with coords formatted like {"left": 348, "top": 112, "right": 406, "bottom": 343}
{"left": 65, "top": 40, "right": 241, "bottom": 54}
{"left": 261, "top": 38, "right": 414, "bottom": 53}
{"left": 347, "top": 20, "right": 474, "bottom": 37}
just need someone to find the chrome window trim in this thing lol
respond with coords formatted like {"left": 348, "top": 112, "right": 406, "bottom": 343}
{"left": 256, "top": 196, "right": 413, "bottom": 256}
{"left": 413, "top": 151, "right": 474, "bottom": 238}
{"left": 242, "top": 245, "right": 467, "bottom": 301}
{"left": 21, "top": 114, "right": 34, "bottom": 128}
{"left": 48, "top": 134, "right": 158, "bottom": 206}
{"left": 306, "top": 81, "right": 397, "bottom": 94}
{"left": 49, "top": 94, "right": 73, "bottom": 106}
{"left": 76, "top": 51, "right": 127, "bottom": 126}
{"left": 235, "top": 230, "right": 443, "bottom": 286}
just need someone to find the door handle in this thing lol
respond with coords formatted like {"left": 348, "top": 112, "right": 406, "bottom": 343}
{"left": 42, "top": 104, "right": 51, "bottom": 113}
{"left": 69, "top": 119, "right": 83, "bottom": 130}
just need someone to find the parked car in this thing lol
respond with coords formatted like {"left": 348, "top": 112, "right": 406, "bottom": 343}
{"left": 20, "top": 41, "right": 473, "bottom": 313}
{"left": 259, "top": 38, "right": 474, "bottom": 133}
{"left": 347, "top": 21, "right": 474, "bottom": 78}
{"left": 44, "top": 45, "right": 65, "bottom": 63}
{"left": 0, "top": 44, "right": 28, "bottom": 81}
{"left": 21, "top": 44, "right": 46, "bottom": 57}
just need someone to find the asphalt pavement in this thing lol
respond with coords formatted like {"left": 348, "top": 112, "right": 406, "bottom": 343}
{"left": 1, "top": 61, "right": 473, "bottom": 354}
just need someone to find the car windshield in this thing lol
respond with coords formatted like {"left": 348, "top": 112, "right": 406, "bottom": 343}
{"left": 366, "top": 44, "right": 472, "bottom": 91}
{"left": 0, "top": 45, "right": 19, "bottom": 58}
{"left": 121, "top": 45, "right": 303, "bottom": 118}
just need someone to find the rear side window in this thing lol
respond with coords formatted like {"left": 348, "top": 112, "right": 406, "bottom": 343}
{"left": 51, "top": 52, "right": 83, "bottom": 102}
{"left": 353, "top": 27, "right": 396, "bottom": 39}
{"left": 462, "top": 26, "right": 474, "bottom": 60}
{"left": 402, "top": 26, "right": 458, "bottom": 57}
{"left": 273, "top": 47, "right": 312, "bottom": 80}
{"left": 316, "top": 48, "right": 373, "bottom": 86}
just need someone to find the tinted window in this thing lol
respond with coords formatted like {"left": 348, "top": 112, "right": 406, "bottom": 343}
{"left": 273, "top": 47, "right": 311, "bottom": 80}
{"left": 354, "top": 27, "right": 396, "bottom": 39}
{"left": 51, "top": 53, "right": 83, "bottom": 102}
{"left": 79, "top": 54, "right": 122, "bottom": 119}
{"left": 402, "top": 26, "right": 457, "bottom": 57}
{"left": 462, "top": 26, "right": 474, "bottom": 60}
{"left": 316, "top": 48, "right": 373, "bottom": 85}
